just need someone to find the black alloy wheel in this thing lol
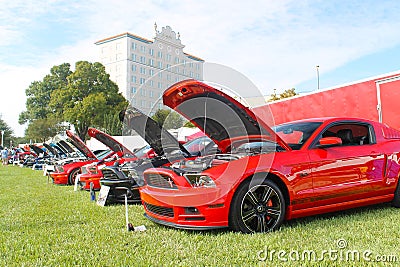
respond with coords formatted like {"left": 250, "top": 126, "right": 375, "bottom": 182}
{"left": 68, "top": 168, "right": 80, "bottom": 185}
{"left": 229, "top": 179, "right": 286, "bottom": 233}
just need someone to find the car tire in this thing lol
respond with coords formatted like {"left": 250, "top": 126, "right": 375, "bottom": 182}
{"left": 392, "top": 178, "right": 400, "bottom": 208}
{"left": 68, "top": 168, "right": 80, "bottom": 186}
{"left": 229, "top": 179, "right": 286, "bottom": 233}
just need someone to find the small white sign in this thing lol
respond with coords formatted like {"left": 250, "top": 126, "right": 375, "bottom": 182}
{"left": 74, "top": 174, "right": 82, "bottom": 191}
{"left": 97, "top": 185, "right": 110, "bottom": 206}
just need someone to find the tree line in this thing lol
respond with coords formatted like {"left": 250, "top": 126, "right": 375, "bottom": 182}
{"left": 19, "top": 61, "right": 128, "bottom": 142}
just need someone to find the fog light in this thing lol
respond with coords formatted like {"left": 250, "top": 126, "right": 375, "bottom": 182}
{"left": 184, "top": 207, "right": 200, "bottom": 214}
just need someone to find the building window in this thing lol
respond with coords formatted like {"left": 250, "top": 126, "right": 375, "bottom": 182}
{"left": 158, "top": 61, "right": 163, "bottom": 68}
{"left": 140, "top": 46, "right": 146, "bottom": 53}
{"left": 190, "top": 71, "right": 193, "bottom": 78}
{"left": 149, "top": 48, "right": 154, "bottom": 56}
{"left": 158, "top": 82, "right": 162, "bottom": 89}
{"left": 196, "top": 63, "right": 200, "bottom": 70}
{"left": 132, "top": 54, "right": 137, "bottom": 61}
{"left": 132, "top": 76, "right": 137, "bottom": 83}
{"left": 158, "top": 51, "right": 163, "bottom": 58}
{"left": 141, "top": 100, "right": 146, "bottom": 107}
{"left": 149, "top": 80, "right": 154, "bottom": 87}
{"left": 149, "top": 69, "right": 154, "bottom": 76}
{"left": 132, "top": 87, "right": 137, "bottom": 93}
{"left": 182, "top": 69, "right": 186, "bottom": 75}
{"left": 140, "top": 67, "right": 146, "bottom": 75}
{"left": 149, "top": 59, "right": 154, "bottom": 66}
{"left": 196, "top": 73, "right": 200, "bottom": 79}
{"left": 166, "top": 64, "right": 171, "bottom": 70}
{"left": 140, "top": 56, "right": 146, "bottom": 64}
{"left": 190, "top": 62, "right": 194, "bottom": 68}
{"left": 140, "top": 78, "right": 145, "bottom": 85}
{"left": 132, "top": 64, "right": 137, "bottom": 72}
{"left": 132, "top": 43, "right": 137, "bottom": 50}
{"left": 175, "top": 67, "right": 179, "bottom": 73}
{"left": 175, "top": 57, "right": 180, "bottom": 64}
{"left": 150, "top": 90, "right": 154, "bottom": 98}
{"left": 158, "top": 72, "right": 162, "bottom": 78}
{"left": 166, "top": 54, "right": 172, "bottom": 62}
{"left": 140, "top": 88, "right": 147, "bottom": 96}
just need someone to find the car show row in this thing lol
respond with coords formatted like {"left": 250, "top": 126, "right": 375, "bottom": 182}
{"left": 9, "top": 79, "right": 400, "bottom": 233}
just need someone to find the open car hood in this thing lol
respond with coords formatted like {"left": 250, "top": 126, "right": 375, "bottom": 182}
{"left": 29, "top": 144, "right": 47, "bottom": 156}
{"left": 163, "top": 80, "right": 291, "bottom": 152}
{"left": 121, "top": 106, "right": 190, "bottom": 157}
{"left": 57, "top": 140, "right": 74, "bottom": 154}
{"left": 42, "top": 143, "right": 57, "bottom": 156}
{"left": 87, "top": 128, "right": 135, "bottom": 158}
{"left": 66, "top": 130, "right": 97, "bottom": 159}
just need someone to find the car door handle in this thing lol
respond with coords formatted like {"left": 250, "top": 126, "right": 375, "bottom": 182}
{"left": 299, "top": 172, "right": 309, "bottom": 177}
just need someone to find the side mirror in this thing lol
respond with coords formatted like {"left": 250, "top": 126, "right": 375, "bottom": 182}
{"left": 318, "top": 137, "right": 342, "bottom": 147}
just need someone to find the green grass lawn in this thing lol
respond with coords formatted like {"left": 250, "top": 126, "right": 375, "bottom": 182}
{"left": 1, "top": 164, "right": 399, "bottom": 266}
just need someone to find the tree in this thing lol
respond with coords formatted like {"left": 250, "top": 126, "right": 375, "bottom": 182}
{"left": 19, "top": 63, "right": 71, "bottom": 124}
{"left": 102, "top": 113, "right": 123, "bottom": 136}
{"left": 49, "top": 61, "right": 128, "bottom": 141}
{"left": 0, "top": 115, "right": 14, "bottom": 148}
{"left": 25, "top": 118, "right": 67, "bottom": 143}
{"left": 152, "top": 109, "right": 184, "bottom": 129}
{"left": 268, "top": 88, "right": 298, "bottom": 102}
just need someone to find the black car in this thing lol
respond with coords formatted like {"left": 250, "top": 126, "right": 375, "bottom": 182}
{"left": 99, "top": 107, "right": 217, "bottom": 205}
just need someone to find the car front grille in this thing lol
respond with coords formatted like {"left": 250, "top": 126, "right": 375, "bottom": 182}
{"left": 144, "top": 202, "right": 174, "bottom": 218}
{"left": 145, "top": 173, "right": 177, "bottom": 189}
{"left": 102, "top": 169, "right": 119, "bottom": 180}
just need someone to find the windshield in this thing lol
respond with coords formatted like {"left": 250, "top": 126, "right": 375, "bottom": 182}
{"left": 183, "top": 136, "right": 214, "bottom": 154}
{"left": 273, "top": 122, "right": 322, "bottom": 150}
{"left": 134, "top": 145, "right": 153, "bottom": 159}
{"left": 96, "top": 149, "right": 113, "bottom": 160}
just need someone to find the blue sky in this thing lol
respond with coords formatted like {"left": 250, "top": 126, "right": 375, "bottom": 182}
{"left": 1, "top": 0, "right": 400, "bottom": 136}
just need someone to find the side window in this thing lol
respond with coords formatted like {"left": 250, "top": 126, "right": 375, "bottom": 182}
{"left": 321, "top": 123, "right": 372, "bottom": 146}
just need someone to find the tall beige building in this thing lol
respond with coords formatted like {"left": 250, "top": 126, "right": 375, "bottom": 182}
{"left": 95, "top": 24, "right": 204, "bottom": 115}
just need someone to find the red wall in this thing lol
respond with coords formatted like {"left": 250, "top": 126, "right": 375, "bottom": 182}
{"left": 252, "top": 72, "right": 400, "bottom": 129}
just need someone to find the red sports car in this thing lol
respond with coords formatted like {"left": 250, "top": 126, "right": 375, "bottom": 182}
{"left": 50, "top": 130, "right": 112, "bottom": 185}
{"left": 78, "top": 128, "right": 137, "bottom": 190}
{"left": 139, "top": 79, "right": 400, "bottom": 233}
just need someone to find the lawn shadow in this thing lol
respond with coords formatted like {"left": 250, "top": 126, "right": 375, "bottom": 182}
{"left": 282, "top": 202, "right": 394, "bottom": 230}
{"left": 149, "top": 202, "right": 397, "bottom": 236}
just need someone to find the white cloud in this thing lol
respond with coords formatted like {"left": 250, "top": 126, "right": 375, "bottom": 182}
{"left": 2, "top": 0, "right": 400, "bottom": 136}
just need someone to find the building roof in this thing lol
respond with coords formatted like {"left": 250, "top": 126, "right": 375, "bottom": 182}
{"left": 95, "top": 32, "right": 152, "bottom": 45}
{"left": 95, "top": 31, "right": 204, "bottom": 62}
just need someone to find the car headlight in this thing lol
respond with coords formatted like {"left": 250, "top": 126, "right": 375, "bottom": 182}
{"left": 88, "top": 166, "right": 98, "bottom": 174}
{"left": 184, "top": 174, "right": 216, "bottom": 188}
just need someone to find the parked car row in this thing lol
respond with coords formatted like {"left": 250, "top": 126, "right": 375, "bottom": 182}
{"left": 13, "top": 79, "right": 400, "bottom": 233}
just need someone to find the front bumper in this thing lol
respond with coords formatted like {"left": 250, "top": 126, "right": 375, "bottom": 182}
{"left": 50, "top": 172, "right": 68, "bottom": 185}
{"left": 79, "top": 173, "right": 102, "bottom": 190}
{"left": 140, "top": 186, "right": 230, "bottom": 229}
{"left": 100, "top": 179, "right": 141, "bottom": 204}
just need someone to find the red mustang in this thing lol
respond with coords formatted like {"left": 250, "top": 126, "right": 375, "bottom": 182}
{"left": 139, "top": 79, "right": 400, "bottom": 233}
{"left": 50, "top": 130, "right": 112, "bottom": 185}
{"left": 78, "top": 128, "right": 137, "bottom": 190}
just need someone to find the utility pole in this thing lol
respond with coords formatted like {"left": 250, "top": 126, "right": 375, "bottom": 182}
{"left": 316, "top": 65, "right": 320, "bottom": 90}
